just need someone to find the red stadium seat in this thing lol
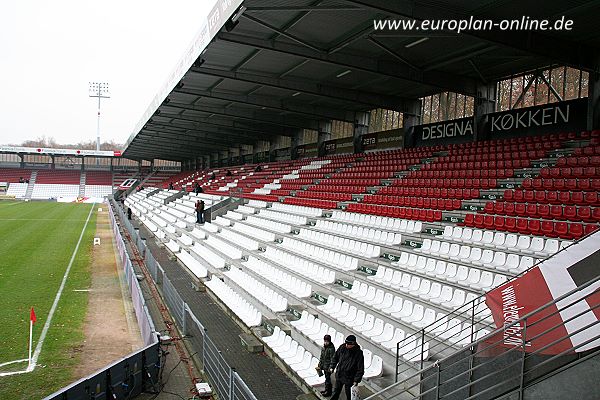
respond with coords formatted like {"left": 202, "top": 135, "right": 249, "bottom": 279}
{"left": 516, "top": 218, "right": 529, "bottom": 234}
{"left": 534, "top": 191, "right": 546, "bottom": 203}
{"left": 593, "top": 208, "right": 600, "bottom": 222}
{"left": 464, "top": 213, "right": 475, "bottom": 226}
{"left": 541, "top": 221, "right": 555, "bottom": 237}
{"left": 547, "top": 191, "right": 560, "bottom": 204}
{"left": 474, "top": 214, "right": 485, "bottom": 229}
{"left": 584, "top": 192, "right": 598, "bottom": 205}
{"left": 577, "top": 207, "right": 592, "bottom": 222}
{"left": 552, "top": 205, "right": 574, "bottom": 219}
{"left": 483, "top": 215, "right": 494, "bottom": 229}
{"left": 584, "top": 224, "right": 599, "bottom": 235}
{"left": 528, "top": 219, "right": 541, "bottom": 235}
{"left": 504, "top": 202, "right": 515, "bottom": 216}
{"left": 559, "top": 191, "right": 572, "bottom": 205}
{"left": 554, "top": 221, "right": 568, "bottom": 238}
{"left": 569, "top": 223, "right": 584, "bottom": 239}
{"left": 505, "top": 217, "right": 517, "bottom": 232}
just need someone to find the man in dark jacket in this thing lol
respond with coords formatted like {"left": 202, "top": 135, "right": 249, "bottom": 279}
{"left": 195, "top": 200, "right": 205, "bottom": 224}
{"left": 329, "top": 335, "right": 364, "bottom": 400}
{"left": 317, "top": 334, "right": 336, "bottom": 396}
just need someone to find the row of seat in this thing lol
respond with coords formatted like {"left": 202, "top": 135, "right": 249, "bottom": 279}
{"left": 556, "top": 155, "right": 600, "bottom": 167}
{"left": 279, "top": 237, "right": 359, "bottom": 272}
{"left": 244, "top": 256, "right": 312, "bottom": 298}
{"left": 346, "top": 203, "right": 443, "bottom": 221}
{"left": 329, "top": 210, "right": 423, "bottom": 233}
{"left": 219, "top": 229, "right": 259, "bottom": 251}
{"left": 572, "top": 145, "right": 600, "bottom": 156}
{"left": 393, "top": 178, "right": 498, "bottom": 189}
{"left": 441, "top": 226, "right": 568, "bottom": 256}
{"left": 378, "top": 187, "right": 480, "bottom": 200}
{"left": 296, "top": 191, "right": 352, "bottom": 201}
{"left": 443, "top": 149, "right": 547, "bottom": 160}
{"left": 224, "top": 267, "right": 288, "bottom": 313}
{"left": 309, "top": 185, "right": 368, "bottom": 193}
{"left": 539, "top": 166, "right": 600, "bottom": 179}
{"left": 362, "top": 195, "right": 463, "bottom": 211}
{"left": 406, "top": 169, "right": 515, "bottom": 180}
{"left": 503, "top": 189, "right": 600, "bottom": 206}
{"left": 231, "top": 220, "right": 277, "bottom": 242}
{"left": 521, "top": 177, "right": 600, "bottom": 191}
{"left": 263, "top": 247, "right": 336, "bottom": 284}
{"left": 262, "top": 328, "right": 326, "bottom": 387}
{"left": 313, "top": 220, "right": 402, "bottom": 246}
{"left": 413, "top": 241, "right": 533, "bottom": 274}
{"left": 422, "top": 160, "right": 531, "bottom": 171}
{"left": 245, "top": 215, "right": 292, "bottom": 234}
{"left": 205, "top": 278, "right": 262, "bottom": 327}
{"left": 258, "top": 209, "right": 308, "bottom": 225}
{"left": 296, "top": 229, "right": 381, "bottom": 258}
{"left": 462, "top": 214, "right": 598, "bottom": 239}
{"left": 483, "top": 201, "right": 600, "bottom": 222}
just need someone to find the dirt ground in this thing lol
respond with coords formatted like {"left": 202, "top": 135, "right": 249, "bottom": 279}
{"left": 73, "top": 207, "right": 143, "bottom": 379}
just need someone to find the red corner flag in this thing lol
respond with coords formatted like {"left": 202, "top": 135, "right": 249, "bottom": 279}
{"left": 30, "top": 307, "right": 36, "bottom": 325}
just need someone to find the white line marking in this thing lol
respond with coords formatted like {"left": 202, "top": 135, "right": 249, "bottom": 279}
{"left": 0, "top": 359, "right": 29, "bottom": 377}
{"left": 0, "top": 359, "right": 28, "bottom": 368}
{"left": 29, "top": 204, "right": 95, "bottom": 370}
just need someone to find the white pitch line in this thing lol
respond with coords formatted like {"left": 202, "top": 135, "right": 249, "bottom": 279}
{"left": 0, "top": 359, "right": 29, "bottom": 377}
{"left": 29, "top": 204, "right": 95, "bottom": 370}
{"left": 0, "top": 358, "right": 28, "bottom": 368}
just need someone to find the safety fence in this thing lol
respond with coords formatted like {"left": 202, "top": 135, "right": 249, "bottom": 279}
{"left": 114, "top": 201, "right": 259, "bottom": 400}
{"left": 43, "top": 203, "right": 160, "bottom": 400}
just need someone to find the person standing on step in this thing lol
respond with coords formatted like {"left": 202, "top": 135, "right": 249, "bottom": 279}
{"left": 329, "top": 335, "right": 364, "bottom": 400}
{"left": 317, "top": 334, "right": 336, "bottom": 397}
{"left": 195, "top": 199, "right": 205, "bottom": 224}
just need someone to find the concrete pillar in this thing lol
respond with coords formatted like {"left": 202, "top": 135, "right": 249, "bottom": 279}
{"left": 587, "top": 57, "right": 600, "bottom": 131}
{"left": 317, "top": 120, "right": 332, "bottom": 157}
{"left": 291, "top": 129, "right": 301, "bottom": 160}
{"left": 353, "top": 112, "right": 370, "bottom": 154}
{"left": 474, "top": 82, "right": 496, "bottom": 141}
{"left": 403, "top": 100, "right": 422, "bottom": 148}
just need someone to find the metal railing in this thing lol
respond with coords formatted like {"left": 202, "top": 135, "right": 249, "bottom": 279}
{"left": 366, "top": 269, "right": 600, "bottom": 400}
{"left": 114, "top": 203, "right": 259, "bottom": 400}
{"left": 390, "top": 235, "right": 587, "bottom": 383}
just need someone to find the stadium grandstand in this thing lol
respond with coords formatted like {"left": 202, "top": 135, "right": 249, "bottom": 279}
{"left": 2, "top": 1, "right": 600, "bottom": 400}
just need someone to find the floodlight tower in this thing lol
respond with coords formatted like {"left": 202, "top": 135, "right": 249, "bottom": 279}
{"left": 88, "top": 82, "right": 110, "bottom": 151}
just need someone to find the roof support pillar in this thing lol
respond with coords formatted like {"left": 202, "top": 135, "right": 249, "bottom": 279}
{"left": 474, "top": 82, "right": 496, "bottom": 141}
{"left": 291, "top": 129, "right": 302, "bottom": 160}
{"left": 587, "top": 55, "right": 600, "bottom": 131}
{"left": 318, "top": 120, "right": 332, "bottom": 157}
{"left": 353, "top": 111, "right": 370, "bottom": 154}
{"left": 401, "top": 100, "right": 422, "bottom": 148}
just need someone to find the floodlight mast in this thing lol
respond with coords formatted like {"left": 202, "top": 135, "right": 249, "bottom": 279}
{"left": 88, "top": 82, "right": 110, "bottom": 152}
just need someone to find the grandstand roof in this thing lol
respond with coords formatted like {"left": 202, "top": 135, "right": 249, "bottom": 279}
{"left": 123, "top": 0, "right": 600, "bottom": 161}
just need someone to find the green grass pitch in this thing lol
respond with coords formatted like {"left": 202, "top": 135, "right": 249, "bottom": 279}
{"left": 0, "top": 201, "right": 97, "bottom": 399}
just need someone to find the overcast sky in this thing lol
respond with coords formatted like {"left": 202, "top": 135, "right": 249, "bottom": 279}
{"left": 0, "top": 0, "right": 218, "bottom": 148}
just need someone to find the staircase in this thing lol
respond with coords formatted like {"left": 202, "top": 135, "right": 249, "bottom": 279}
{"left": 25, "top": 171, "right": 37, "bottom": 199}
{"left": 79, "top": 171, "right": 86, "bottom": 197}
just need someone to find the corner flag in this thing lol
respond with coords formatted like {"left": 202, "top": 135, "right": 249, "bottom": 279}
{"left": 28, "top": 307, "right": 36, "bottom": 370}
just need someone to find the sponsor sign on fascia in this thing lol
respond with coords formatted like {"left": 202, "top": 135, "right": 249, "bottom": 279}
{"left": 422, "top": 119, "right": 473, "bottom": 140}
{"left": 491, "top": 103, "right": 570, "bottom": 132}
